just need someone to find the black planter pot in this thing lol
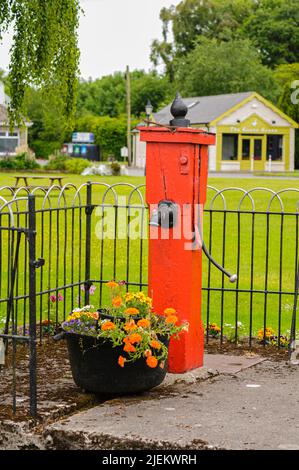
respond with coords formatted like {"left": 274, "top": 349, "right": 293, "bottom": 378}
{"left": 65, "top": 332, "right": 168, "bottom": 395}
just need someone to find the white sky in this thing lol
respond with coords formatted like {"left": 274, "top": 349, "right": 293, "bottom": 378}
{"left": 0, "top": 0, "right": 181, "bottom": 80}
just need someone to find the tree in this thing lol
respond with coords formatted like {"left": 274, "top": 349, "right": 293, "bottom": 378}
{"left": 243, "top": 0, "right": 299, "bottom": 68}
{"left": 150, "top": 7, "right": 176, "bottom": 82}
{"left": 77, "top": 71, "right": 173, "bottom": 118}
{"left": 77, "top": 73, "right": 126, "bottom": 117}
{"left": 152, "top": 0, "right": 299, "bottom": 79}
{"left": 274, "top": 63, "right": 299, "bottom": 167}
{"left": 151, "top": 0, "right": 255, "bottom": 80}
{"left": 23, "top": 87, "right": 68, "bottom": 157}
{"left": 0, "top": 0, "right": 80, "bottom": 124}
{"left": 131, "top": 73, "right": 174, "bottom": 116}
{"left": 274, "top": 63, "right": 299, "bottom": 120}
{"left": 175, "top": 38, "right": 279, "bottom": 101}
{"left": 75, "top": 114, "right": 138, "bottom": 160}
{"left": 0, "top": 68, "right": 7, "bottom": 85}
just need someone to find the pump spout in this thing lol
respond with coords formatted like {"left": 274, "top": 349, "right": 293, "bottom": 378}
{"left": 149, "top": 210, "right": 160, "bottom": 227}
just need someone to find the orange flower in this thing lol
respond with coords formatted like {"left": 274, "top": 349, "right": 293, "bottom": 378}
{"left": 112, "top": 296, "right": 122, "bottom": 307}
{"left": 124, "top": 319, "right": 137, "bottom": 332}
{"left": 91, "top": 312, "right": 99, "bottom": 320}
{"left": 164, "top": 307, "right": 176, "bottom": 316}
{"left": 144, "top": 349, "right": 152, "bottom": 358}
{"left": 137, "top": 318, "right": 150, "bottom": 328}
{"left": 101, "top": 321, "right": 115, "bottom": 331}
{"left": 107, "top": 281, "right": 118, "bottom": 289}
{"left": 129, "top": 333, "right": 142, "bottom": 344}
{"left": 150, "top": 339, "right": 162, "bottom": 350}
{"left": 124, "top": 307, "right": 139, "bottom": 316}
{"left": 118, "top": 356, "right": 126, "bottom": 367}
{"left": 146, "top": 356, "right": 158, "bottom": 368}
{"left": 165, "top": 315, "right": 178, "bottom": 325}
{"left": 123, "top": 342, "right": 136, "bottom": 353}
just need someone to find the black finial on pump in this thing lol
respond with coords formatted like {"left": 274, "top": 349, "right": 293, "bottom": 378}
{"left": 170, "top": 92, "right": 190, "bottom": 127}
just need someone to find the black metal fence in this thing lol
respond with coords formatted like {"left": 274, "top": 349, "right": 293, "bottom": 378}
{"left": 0, "top": 182, "right": 298, "bottom": 418}
{"left": 0, "top": 195, "right": 37, "bottom": 417}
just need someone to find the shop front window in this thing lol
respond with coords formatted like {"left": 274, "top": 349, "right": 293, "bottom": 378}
{"left": 222, "top": 134, "right": 238, "bottom": 160}
{"left": 0, "top": 130, "right": 19, "bottom": 155}
{"left": 267, "top": 135, "right": 283, "bottom": 161}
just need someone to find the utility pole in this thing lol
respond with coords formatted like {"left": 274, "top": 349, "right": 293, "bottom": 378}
{"left": 126, "top": 65, "right": 132, "bottom": 167}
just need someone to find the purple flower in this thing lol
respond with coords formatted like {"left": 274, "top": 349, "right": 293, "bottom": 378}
{"left": 89, "top": 285, "right": 96, "bottom": 295}
{"left": 80, "top": 285, "right": 85, "bottom": 292}
{"left": 50, "top": 294, "right": 56, "bottom": 303}
{"left": 119, "top": 280, "right": 126, "bottom": 286}
{"left": 58, "top": 293, "right": 63, "bottom": 302}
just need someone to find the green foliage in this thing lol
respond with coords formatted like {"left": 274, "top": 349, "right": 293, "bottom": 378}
{"left": 0, "top": 0, "right": 80, "bottom": 125}
{"left": 77, "top": 73, "right": 126, "bottom": 117}
{"left": 274, "top": 63, "right": 299, "bottom": 168}
{"left": 151, "top": 0, "right": 255, "bottom": 80}
{"left": 31, "top": 140, "right": 62, "bottom": 159}
{"left": 45, "top": 154, "right": 90, "bottom": 173}
{"left": 274, "top": 63, "right": 299, "bottom": 122}
{"left": 243, "top": 0, "right": 299, "bottom": 68}
{"left": 152, "top": 0, "right": 299, "bottom": 79}
{"left": 172, "top": 0, "right": 253, "bottom": 54}
{"left": 0, "top": 157, "right": 17, "bottom": 170}
{"left": 110, "top": 162, "right": 121, "bottom": 176}
{"left": 131, "top": 73, "right": 173, "bottom": 116}
{"left": 150, "top": 7, "right": 176, "bottom": 82}
{"left": 46, "top": 154, "right": 68, "bottom": 171}
{"left": 77, "top": 71, "right": 173, "bottom": 118}
{"left": 75, "top": 114, "right": 138, "bottom": 160}
{"left": 64, "top": 158, "right": 90, "bottom": 174}
{"left": 23, "top": 87, "right": 68, "bottom": 157}
{"left": 175, "top": 38, "right": 279, "bottom": 101}
{"left": 0, "top": 152, "right": 39, "bottom": 170}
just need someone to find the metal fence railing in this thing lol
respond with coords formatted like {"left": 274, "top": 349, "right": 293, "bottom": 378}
{"left": 0, "top": 195, "right": 37, "bottom": 417}
{"left": 203, "top": 187, "right": 299, "bottom": 349}
{"left": 0, "top": 183, "right": 298, "bottom": 418}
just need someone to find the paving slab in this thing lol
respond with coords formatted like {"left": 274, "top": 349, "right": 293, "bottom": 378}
{"left": 44, "top": 359, "right": 299, "bottom": 450}
{"left": 204, "top": 353, "right": 266, "bottom": 374}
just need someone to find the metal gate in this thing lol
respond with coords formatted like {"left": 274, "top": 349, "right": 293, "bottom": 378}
{"left": 0, "top": 195, "right": 37, "bottom": 418}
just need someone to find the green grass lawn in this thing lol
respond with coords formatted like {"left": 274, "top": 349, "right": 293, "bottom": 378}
{"left": 0, "top": 171, "right": 298, "bottom": 341}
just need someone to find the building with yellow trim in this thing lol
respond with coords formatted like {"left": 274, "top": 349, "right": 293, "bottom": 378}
{"left": 133, "top": 92, "right": 298, "bottom": 172}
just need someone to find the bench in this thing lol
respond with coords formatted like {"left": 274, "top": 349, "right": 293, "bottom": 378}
{"left": 13, "top": 175, "right": 65, "bottom": 190}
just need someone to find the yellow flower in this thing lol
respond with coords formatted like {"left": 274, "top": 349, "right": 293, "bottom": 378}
{"left": 145, "top": 297, "right": 152, "bottom": 306}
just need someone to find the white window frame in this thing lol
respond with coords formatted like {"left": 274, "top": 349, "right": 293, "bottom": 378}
{"left": 0, "top": 129, "right": 20, "bottom": 156}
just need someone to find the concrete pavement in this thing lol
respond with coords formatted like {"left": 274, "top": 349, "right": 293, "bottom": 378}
{"left": 42, "top": 356, "right": 299, "bottom": 450}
